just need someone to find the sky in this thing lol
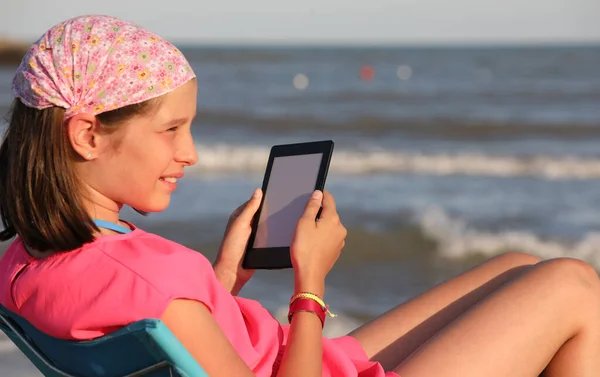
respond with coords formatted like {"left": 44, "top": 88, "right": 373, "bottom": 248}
{"left": 1, "top": 0, "right": 599, "bottom": 45}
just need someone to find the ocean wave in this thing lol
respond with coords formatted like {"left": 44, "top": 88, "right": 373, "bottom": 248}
{"left": 192, "top": 143, "right": 600, "bottom": 180}
{"left": 419, "top": 207, "right": 600, "bottom": 268}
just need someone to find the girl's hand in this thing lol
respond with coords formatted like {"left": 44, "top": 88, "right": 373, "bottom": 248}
{"left": 213, "top": 188, "right": 262, "bottom": 295}
{"left": 291, "top": 190, "right": 347, "bottom": 296}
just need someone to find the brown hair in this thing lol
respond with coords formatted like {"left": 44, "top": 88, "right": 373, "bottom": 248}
{"left": 0, "top": 98, "right": 156, "bottom": 254}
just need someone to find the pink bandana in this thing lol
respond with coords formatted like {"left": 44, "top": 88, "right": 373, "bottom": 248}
{"left": 12, "top": 15, "right": 196, "bottom": 119}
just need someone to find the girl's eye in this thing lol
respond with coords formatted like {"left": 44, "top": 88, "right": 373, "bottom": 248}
{"left": 166, "top": 126, "right": 178, "bottom": 132}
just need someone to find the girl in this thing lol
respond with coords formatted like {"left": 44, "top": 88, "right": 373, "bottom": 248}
{"left": 0, "top": 15, "right": 599, "bottom": 377}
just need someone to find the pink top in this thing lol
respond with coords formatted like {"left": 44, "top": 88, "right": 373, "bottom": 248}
{"left": 0, "top": 227, "right": 399, "bottom": 377}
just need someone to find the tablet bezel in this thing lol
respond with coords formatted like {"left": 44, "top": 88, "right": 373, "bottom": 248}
{"left": 242, "top": 140, "right": 334, "bottom": 270}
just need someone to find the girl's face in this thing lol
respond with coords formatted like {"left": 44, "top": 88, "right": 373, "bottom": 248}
{"left": 82, "top": 79, "right": 198, "bottom": 217}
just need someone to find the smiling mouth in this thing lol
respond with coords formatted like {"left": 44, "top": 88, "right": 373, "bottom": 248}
{"left": 160, "top": 177, "right": 178, "bottom": 183}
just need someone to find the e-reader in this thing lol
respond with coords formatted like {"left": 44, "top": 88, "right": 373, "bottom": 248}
{"left": 242, "top": 140, "right": 334, "bottom": 269}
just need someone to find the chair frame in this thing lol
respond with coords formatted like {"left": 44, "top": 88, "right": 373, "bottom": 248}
{"left": 0, "top": 314, "right": 176, "bottom": 377}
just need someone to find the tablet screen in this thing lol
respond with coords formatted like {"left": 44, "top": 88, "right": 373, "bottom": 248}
{"left": 253, "top": 153, "right": 323, "bottom": 248}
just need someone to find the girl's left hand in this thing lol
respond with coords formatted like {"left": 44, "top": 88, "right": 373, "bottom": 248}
{"left": 213, "top": 188, "right": 262, "bottom": 295}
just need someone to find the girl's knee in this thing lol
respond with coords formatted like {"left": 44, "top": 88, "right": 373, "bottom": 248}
{"left": 541, "top": 258, "right": 600, "bottom": 291}
{"left": 542, "top": 258, "right": 600, "bottom": 325}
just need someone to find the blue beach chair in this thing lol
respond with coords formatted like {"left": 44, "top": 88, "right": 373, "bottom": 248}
{"left": 0, "top": 303, "right": 209, "bottom": 376}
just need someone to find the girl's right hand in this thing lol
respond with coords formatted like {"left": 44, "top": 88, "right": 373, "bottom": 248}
{"left": 290, "top": 189, "right": 347, "bottom": 294}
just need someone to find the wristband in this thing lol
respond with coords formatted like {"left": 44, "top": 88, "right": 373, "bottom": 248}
{"left": 290, "top": 292, "right": 336, "bottom": 319}
{"left": 288, "top": 298, "right": 326, "bottom": 327}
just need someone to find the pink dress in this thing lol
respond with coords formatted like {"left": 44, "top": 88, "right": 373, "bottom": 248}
{"left": 0, "top": 226, "right": 399, "bottom": 377}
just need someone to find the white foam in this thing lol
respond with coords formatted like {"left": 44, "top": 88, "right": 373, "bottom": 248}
{"left": 419, "top": 207, "right": 600, "bottom": 267}
{"left": 192, "top": 143, "right": 600, "bottom": 180}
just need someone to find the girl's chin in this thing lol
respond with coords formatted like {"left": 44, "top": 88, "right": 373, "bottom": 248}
{"left": 131, "top": 197, "right": 171, "bottom": 213}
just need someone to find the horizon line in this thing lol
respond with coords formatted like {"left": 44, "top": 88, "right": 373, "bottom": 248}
{"left": 3, "top": 34, "right": 599, "bottom": 48}
{"left": 132, "top": 36, "right": 600, "bottom": 48}
{"left": 173, "top": 40, "right": 600, "bottom": 49}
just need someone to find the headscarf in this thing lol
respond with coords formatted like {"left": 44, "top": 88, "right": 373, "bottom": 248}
{"left": 12, "top": 15, "right": 196, "bottom": 119}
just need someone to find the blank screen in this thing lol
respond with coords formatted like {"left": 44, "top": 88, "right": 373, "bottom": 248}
{"left": 253, "top": 153, "right": 323, "bottom": 248}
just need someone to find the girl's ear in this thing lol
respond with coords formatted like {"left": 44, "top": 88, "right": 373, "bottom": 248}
{"left": 66, "top": 113, "right": 107, "bottom": 160}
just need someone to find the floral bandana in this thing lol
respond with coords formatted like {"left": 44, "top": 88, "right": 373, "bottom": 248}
{"left": 12, "top": 15, "right": 196, "bottom": 119}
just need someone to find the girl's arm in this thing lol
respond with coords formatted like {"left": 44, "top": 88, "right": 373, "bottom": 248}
{"left": 161, "top": 297, "right": 324, "bottom": 377}
{"left": 212, "top": 266, "right": 247, "bottom": 296}
{"left": 167, "top": 190, "right": 345, "bottom": 376}
{"left": 275, "top": 279, "right": 325, "bottom": 377}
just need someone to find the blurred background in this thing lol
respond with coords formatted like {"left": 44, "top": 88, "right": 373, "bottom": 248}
{"left": 1, "top": 1, "right": 600, "bottom": 375}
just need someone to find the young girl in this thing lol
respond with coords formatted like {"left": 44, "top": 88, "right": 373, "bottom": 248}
{"left": 0, "top": 15, "right": 599, "bottom": 377}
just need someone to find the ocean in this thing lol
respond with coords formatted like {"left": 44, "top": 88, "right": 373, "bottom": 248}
{"left": 1, "top": 45, "right": 599, "bottom": 375}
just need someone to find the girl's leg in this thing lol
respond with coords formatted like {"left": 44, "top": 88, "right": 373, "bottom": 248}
{"left": 394, "top": 258, "right": 600, "bottom": 377}
{"left": 350, "top": 252, "right": 540, "bottom": 370}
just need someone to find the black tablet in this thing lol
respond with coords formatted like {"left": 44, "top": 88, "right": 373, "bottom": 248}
{"left": 242, "top": 140, "right": 334, "bottom": 269}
